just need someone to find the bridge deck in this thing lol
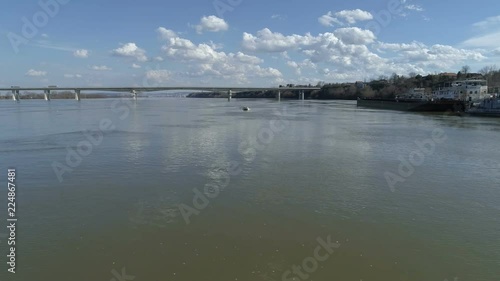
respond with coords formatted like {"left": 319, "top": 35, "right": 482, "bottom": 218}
{"left": 1, "top": 87, "right": 320, "bottom": 92}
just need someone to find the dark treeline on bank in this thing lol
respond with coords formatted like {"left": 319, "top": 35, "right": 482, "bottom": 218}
{"left": 188, "top": 66, "right": 500, "bottom": 100}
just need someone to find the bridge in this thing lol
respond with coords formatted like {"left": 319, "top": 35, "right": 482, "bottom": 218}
{"left": 1, "top": 86, "right": 321, "bottom": 102}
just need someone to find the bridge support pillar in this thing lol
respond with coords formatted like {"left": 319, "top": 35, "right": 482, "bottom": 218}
{"left": 11, "top": 90, "right": 20, "bottom": 101}
{"left": 228, "top": 90, "right": 232, "bottom": 102}
{"left": 132, "top": 90, "right": 138, "bottom": 100}
{"left": 75, "top": 89, "right": 81, "bottom": 101}
{"left": 44, "top": 90, "right": 51, "bottom": 101}
{"left": 277, "top": 90, "right": 281, "bottom": 101}
{"left": 301, "top": 90, "right": 305, "bottom": 100}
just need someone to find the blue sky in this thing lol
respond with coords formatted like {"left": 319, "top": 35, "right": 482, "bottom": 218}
{"left": 1, "top": 0, "right": 499, "bottom": 87}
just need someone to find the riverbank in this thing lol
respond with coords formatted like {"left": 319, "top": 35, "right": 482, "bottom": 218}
{"left": 186, "top": 89, "right": 357, "bottom": 100}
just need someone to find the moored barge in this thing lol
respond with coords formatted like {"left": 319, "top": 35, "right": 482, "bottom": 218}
{"left": 356, "top": 98, "right": 467, "bottom": 112}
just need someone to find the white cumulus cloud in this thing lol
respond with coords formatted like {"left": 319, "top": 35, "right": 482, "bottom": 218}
{"left": 334, "top": 27, "right": 376, "bottom": 45}
{"left": 242, "top": 28, "right": 319, "bottom": 52}
{"left": 194, "top": 15, "right": 229, "bottom": 34}
{"left": 73, "top": 49, "right": 89, "bottom": 58}
{"left": 271, "top": 14, "right": 286, "bottom": 20}
{"left": 161, "top": 33, "right": 281, "bottom": 84}
{"left": 91, "top": 65, "right": 112, "bottom": 71}
{"left": 376, "top": 41, "right": 485, "bottom": 69}
{"left": 319, "top": 9, "right": 373, "bottom": 27}
{"left": 462, "top": 32, "right": 500, "bottom": 48}
{"left": 111, "top": 43, "right": 148, "bottom": 62}
{"left": 286, "top": 59, "right": 317, "bottom": 75}
{"left": 405, "top": 4, "right": 424, "bottom": 12}
{"left": 26, "top": 69, "right": 47, "bottom": 77}
{"left": 64, "top": 74, "right": 82, "bottom": 78}
{"left": 157, "top": 27, "right": 177, "bottom": 40}
{"left": 242, "top": 27, "right": 486, "bottom": 82}
{"left": 318, "top": 12, "right": 342, "bottom": 27}
{"left": 145, "top": 70, "right": 171, "bottom": 84}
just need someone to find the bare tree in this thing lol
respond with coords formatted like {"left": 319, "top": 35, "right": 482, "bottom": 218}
{"left": 377, "top": 75, "right": 388, "bottom": 81}
{"left": 479, "top": 65, "right": 497, "bottom": 77}
{"left": 390, "top": 73, "right": 399, "bottom": 84}
{"left": 461, "top": 65, "right": 471, "bottom": 75}
{"left": 316, "top": 81, "right": 325, "bottom": 87}
{"left": 360, "top": 86, "right": 375, "bottom": 98}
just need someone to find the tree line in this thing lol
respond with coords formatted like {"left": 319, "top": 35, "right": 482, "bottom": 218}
{"left": 318, "top": 65, "right": 500, "bottom": 100}
{"left": 187, "top": 65, "right": 500, "bottom": 100}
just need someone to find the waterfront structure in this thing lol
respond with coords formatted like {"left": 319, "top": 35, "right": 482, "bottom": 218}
{"left": 467, "top": 94, "right": 500, "bottom": 117}
{"left": 432, "top": 79, "right": 488, "bottom": 101}
{"left": 398, "top": 88, "right": 429, "bottom": 100}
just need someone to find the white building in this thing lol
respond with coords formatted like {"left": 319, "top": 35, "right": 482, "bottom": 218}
{"left": 433, "top": 79, "right": 488, "bottom": 101}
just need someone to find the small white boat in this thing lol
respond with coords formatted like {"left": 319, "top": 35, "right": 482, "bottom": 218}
{"left": 242, "top": 106, "right": 250, "bottom": 111}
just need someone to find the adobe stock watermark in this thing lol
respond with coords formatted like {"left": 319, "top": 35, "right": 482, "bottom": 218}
{"left": 7, "top": 0, "right": 71, "bottom": 53}
{"left": 110, "top": 267, "right": 135, "bottom": 281}
{"left": 281, "top": 235, "right": 340, "bottom": 281}
{"left": 384, "top": 128, "right": 448, "bottom": 192}
{"left": 213, "top": 0, "right": 242, "bottom": 18}
{"left": 365, "top": 0, "right": 405, "bottom": 36}
{"left": 178, "top": 105, "right": 312, "bottom": 224}
{"left": 52, "top": 98, "right": 134, "bottom": 182}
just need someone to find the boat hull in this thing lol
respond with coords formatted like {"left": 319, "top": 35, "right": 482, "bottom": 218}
{"left": 467, "top": 111, "right": 500, "bottom": 117}
{"left": 466, "top": 98, "right": 500, "bottom": 117}
{"left": 357, "top": 99, "right": 467, "bottom": 112}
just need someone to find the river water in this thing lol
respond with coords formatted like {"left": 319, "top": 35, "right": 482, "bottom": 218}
{"left": 0, "top": 98, "right": 499, "bottom": 281}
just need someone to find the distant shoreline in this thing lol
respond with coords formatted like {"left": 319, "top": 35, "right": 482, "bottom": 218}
{"left": 186, "top": 89, "right": 357, "bottom": 100}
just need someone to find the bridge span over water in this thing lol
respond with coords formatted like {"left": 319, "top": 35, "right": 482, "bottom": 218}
{"left": 1, "top": 86, "right": 321, "bottom": 101}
